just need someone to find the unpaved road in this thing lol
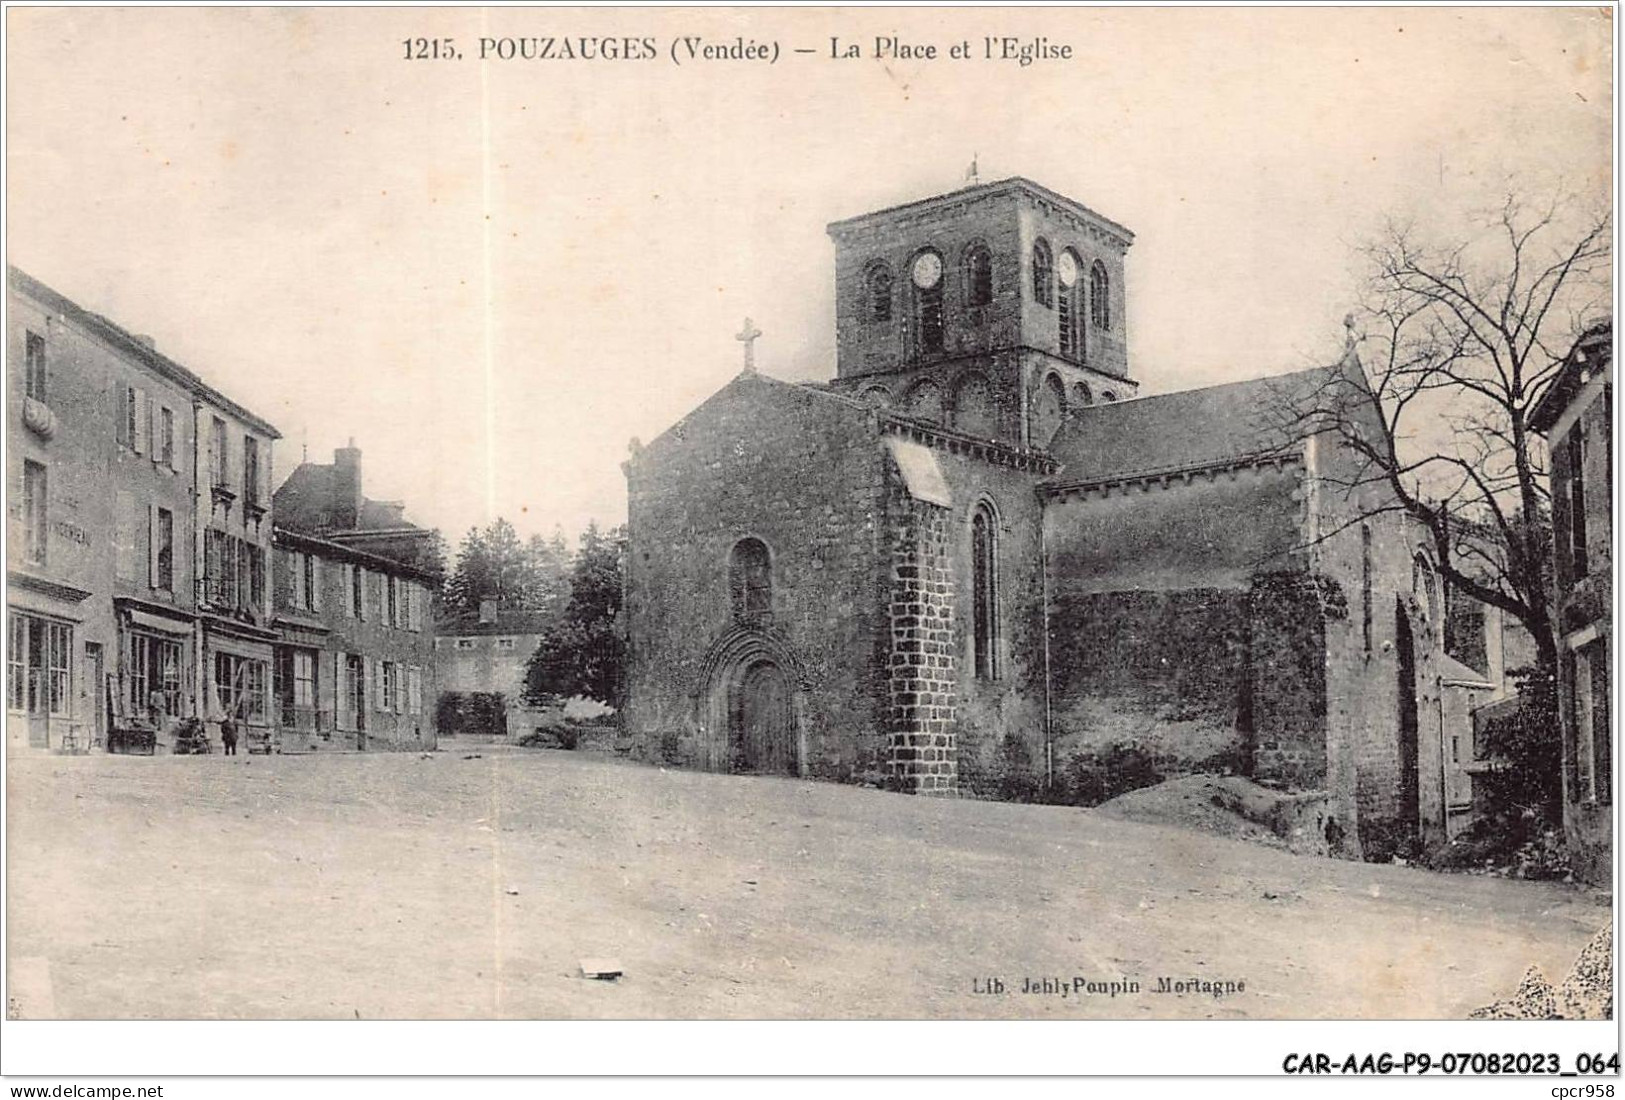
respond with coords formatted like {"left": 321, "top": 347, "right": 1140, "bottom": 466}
{"left": 6, "top": 747, "right": 1609, "bottom": 1019}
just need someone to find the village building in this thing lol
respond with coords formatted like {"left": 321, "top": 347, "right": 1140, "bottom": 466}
{"left": 621, "top": 177, "right": 1480, "bottom": 858}
{"left": 434, "top": 599, "right": 552, "bottom": 739}
{"left": 271, "top": 444, "right": 439, "bottom": 751}
{"left": 7, "top": 267, "right": 280, "bottom": 754}
{"left": 1531, "top": 319, "right": 1612, "bottom": 886}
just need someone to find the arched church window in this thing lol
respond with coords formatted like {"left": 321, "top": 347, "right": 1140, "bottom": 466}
{"left": 971, "top": 504, "right": 999, "bottom": 681}
{"left": 1073, "top": 381, "right": 1093, "bottom": 408}
{"left": 865, "top": 263, "right": 893, "bottom": 323}
{"left": 1090, "top": 260, "right": 1111, "bottom": 329}
{"left": 964, "top": 244, "right": 994, "bottom": 308}
{"left": 910, "top": 250, "right": 945, "bottom": 356}
{"left": 1101, "top": 390, "right": 1119, "bottom": 403}
{"left": 729, "top": 538, "right": 772, "bottom": 623}
{"left": 1057, "top": 249, "right": 1084, "bottom": 362}
{"left": 1031, "top": 239, "right": 1054, "bottom": 309}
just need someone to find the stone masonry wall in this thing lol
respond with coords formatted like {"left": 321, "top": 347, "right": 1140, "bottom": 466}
{"left": 886, "top": 482, "right": 959, "bottom": 794}
{"left": 622, "top": 373, "right": 891, "bottom": 779}
{"left": 1043, "top": 465, "right": 1328, "bottom": 792}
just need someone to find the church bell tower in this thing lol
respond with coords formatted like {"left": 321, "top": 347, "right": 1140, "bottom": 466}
{"left": 825, "top": 176, "right": 1136, "bottom": 450}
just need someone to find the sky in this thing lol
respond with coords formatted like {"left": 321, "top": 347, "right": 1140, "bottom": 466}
{"left": 6, "top": 7, "right": 1613, "bottom": 547}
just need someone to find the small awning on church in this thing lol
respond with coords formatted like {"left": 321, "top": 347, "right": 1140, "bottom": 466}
{"left": 884, "top": 437, "right": 951, "bottom": 508}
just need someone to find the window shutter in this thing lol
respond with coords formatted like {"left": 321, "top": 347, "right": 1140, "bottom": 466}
{"left": 356, "top": 567, "right": 367, "bottom": 621}
{"left": 147, "top": 504, "right": 159, "bottom": 588}
{"left": 147, "top": 398, "right": 157, "bottom": 462}
{"left": 132, "top": 390, "right": 147, "bottom": 454}
{"left": 396, "top": 664, "right": 406, "bottom": 713}
{"left": 310, "top": 558, "right": 323, "bottom": 612}
{"left": 342, "top": 564, "right": 354, "bottom": 618}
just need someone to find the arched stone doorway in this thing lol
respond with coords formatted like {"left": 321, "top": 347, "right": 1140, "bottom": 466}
{"left": 729, "top": 659, "right": 796, "bottom": 775}
{"left": 697, "top": 628, "right": 807, "bottom": 776}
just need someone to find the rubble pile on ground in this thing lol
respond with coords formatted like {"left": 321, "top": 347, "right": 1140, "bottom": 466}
{"left": 1470, "top": 923, "right": 1612, "bottom": 1019}
{"left": 1095, "top": 774, "right": 1333, "bottom": 856}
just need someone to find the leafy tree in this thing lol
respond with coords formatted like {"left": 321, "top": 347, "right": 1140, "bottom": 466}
{"left": 524, "top": 528, "right": 572, "bottom": 618}
{"left": 443, "top": 518, "right": 572, "bottom": 617}
{"left": 523, "top": 523, "right": 626, "bottom": 708}
{"left": 1477, "top": 664, "right": 1563, "bottom": 825}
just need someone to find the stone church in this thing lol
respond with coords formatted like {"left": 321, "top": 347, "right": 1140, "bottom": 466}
{"left": 622, "top": 176, "right": 1471, "bottom": 857}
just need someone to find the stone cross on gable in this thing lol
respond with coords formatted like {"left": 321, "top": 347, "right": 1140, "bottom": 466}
{"left": 735, "top": 317, "right": 762, "bottom": 374}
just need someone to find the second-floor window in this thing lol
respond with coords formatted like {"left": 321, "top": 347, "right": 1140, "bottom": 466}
{"left": 243, "top": 436, "right": 261, "bottom": 505}
{"left": 24, "top": 331, "right": 46, "bottom": 401}
{"left": 207, "top": 531, "right": 264, "bottom": 613}
{"left": 118, "top": 386, "right": 138, "bottom": 449}
{"left": 154, "top": 507, "right": 174, "bottom": 592}
{"left": 285, "top": 549, "right": 320, "bottom": 611}
{"left": 22, "top": 461, "right": 47, "bottom": 565}
{"left": 1567, "top": 426, "right": 1589, "bottom": 579}
{"left": 211, "top": 417, "right": 229, "bottom": 489}
{"left": 159, "top": 406, "right": 175, "bottom": 468}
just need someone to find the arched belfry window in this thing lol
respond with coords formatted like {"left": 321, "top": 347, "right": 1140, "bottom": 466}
{"left": 1089, "top": 260, "right": 1111, "bottom": 329}
{"left": 865, "top": 263, "right": 893, "bottom": 323}
{"left": 964, "top": 244, "right": 994, "bottom": 308}
{"left": 971, "top": 504, "right": 999, "bottom": 681}
{"left": 1057, "top": 250, "right": 1083, "bottom": 361}
{"left": 1031, "top": 239, "right": 1053, "bottom": 309}
{"left": 730, "top": 538, "right": 772, "bottom": 623}
{"left": 910, "top": 250, "right": 945, "bottom": 356}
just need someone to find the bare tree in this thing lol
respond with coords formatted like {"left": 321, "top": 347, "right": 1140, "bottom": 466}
{"left": 1288, "top": 187, "right": 1610, "bottom": 671}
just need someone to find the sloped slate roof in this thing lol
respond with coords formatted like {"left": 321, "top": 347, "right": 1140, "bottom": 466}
{"left": 437, "top": 608, "right": 553, "bottom": 637}
{"left": 1529, "top": 320, "right": 1611, "bottom": 434}
{"left": 1046, "top": 363, "right": 1346, "bottom": 485}
{"left": 273, "top": 462, "right": 425, "bottom": 533}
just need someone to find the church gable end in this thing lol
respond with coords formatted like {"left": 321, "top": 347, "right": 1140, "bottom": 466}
{"left": 623, "top": 372, "right": 893, "bottom": 782}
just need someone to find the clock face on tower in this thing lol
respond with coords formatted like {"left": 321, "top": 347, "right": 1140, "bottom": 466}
{"left": 911, "top": 252, "right": 943, "bottom": 288}
{"left": 1056, "top": 252, "right": 1078, "bottom": 287}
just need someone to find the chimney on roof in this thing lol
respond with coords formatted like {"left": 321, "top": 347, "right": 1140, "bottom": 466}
{"left": 333, "top": 439, "right": 363, "bottom": 530}
{"left": 133, "top": 334, "right": 156, "bottom": 349}
{"left": 478, "top": 598, "right": 499, "bottom": 624}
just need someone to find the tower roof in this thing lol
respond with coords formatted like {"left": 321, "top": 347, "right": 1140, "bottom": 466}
{"left": 826, "top": 176, "right": 1134, "bottom": 250}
